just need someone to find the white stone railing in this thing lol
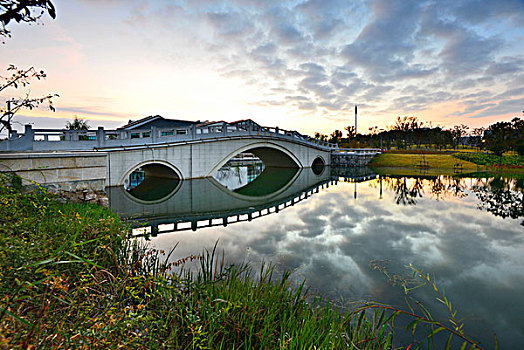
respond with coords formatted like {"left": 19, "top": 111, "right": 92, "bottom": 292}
{"left": 333, "top": 148, "right": 382, "bottom": 155}
{"left": 0, "top": 122, "right": 341, "bottom": 152}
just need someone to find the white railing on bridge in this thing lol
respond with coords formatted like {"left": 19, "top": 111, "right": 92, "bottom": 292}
{"left": 1, "top": 123, "right": 342, "bottom": 152}
{"left": 333, "top": 148, "right": 382, "bottom": 155}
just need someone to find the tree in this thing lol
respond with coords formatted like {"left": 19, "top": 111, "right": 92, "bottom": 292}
{"left": 511, "top": 116, "right": 524, "bottom": 156}
{"left": 484, "top": 120, "right": 513, "bottom": 165}
{"left": 450, "top": 124, "right": 469, "bottom": 149}
{"left": 470, "top": 127, "right": 485, "bottom": 150}
{"left": 0, "top": 65, "right": 58, "bottom": 135}
{"left": 65, "top": 116, "right": 89, "bottom": 130}
{"left": 329, "top": 129, "right": 342, "bottom": 144}
{"left": 344, "top": 125, "right": 356, "bottom": 139}
{"left": 390, "top": 116, "right": 422, "bottom": 149}
{"left": 314, "top": 132, "right": 328, "bottom": 142}
{"left": 0, "top": 0, "right": 56, "bottom": 40}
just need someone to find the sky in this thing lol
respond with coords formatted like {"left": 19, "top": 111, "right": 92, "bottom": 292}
{"left": 1, "top": 0, "right": 523, "bottom": 135}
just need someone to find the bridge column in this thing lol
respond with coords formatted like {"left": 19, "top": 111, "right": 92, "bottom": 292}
{"left": 97, "top": 127, "right": 105, "bottom": 148}
{"left": 152, "top": 126, "right": 158, "bottom": 143}
{"left": 24, "top": 125, "right": 34, "bottom": 141}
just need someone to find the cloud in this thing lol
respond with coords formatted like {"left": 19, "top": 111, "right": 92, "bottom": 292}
{"left": 112, "top": 0, "right": 524, "bottom": 125}
{"left": 466, "top": 97, "right": 524, "bottom": 118}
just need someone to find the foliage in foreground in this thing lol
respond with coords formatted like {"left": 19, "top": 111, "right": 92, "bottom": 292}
{"left": 0, "top": 173, "right": 494, "bottom": 349}
{"left": 0, "top": 173, "right": 394, "bottom": 349}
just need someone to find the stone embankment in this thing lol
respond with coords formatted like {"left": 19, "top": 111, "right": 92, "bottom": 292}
{"left": 0, "top": 152, "right": 107, "bottom": 191}
{"left": 48, "top": 188, "right": 109, "bottom": 207}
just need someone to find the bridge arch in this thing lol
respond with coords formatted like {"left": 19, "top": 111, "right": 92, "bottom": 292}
{"left": 311, "top": 156, "right": 326, "bottom": 175}
{"left": 121, "top": 160, "right": 182, "bottom": 186}
{"left": 120, "top": 160, "right": 183, "bottom": 202}
{"left": 207, "top": 141, "right": 302, "bottom": 177}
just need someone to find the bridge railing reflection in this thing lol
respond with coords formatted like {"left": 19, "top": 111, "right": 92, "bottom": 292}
{"left": 132, "top": 178, "right": 338, "bottom": 237}
{"left": 131, "top": 167, "right": 379, "bottom": 237}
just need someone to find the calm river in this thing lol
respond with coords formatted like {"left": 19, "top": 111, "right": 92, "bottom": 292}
{"left": 108, "top": 164, "right": 524, "bottom": 348}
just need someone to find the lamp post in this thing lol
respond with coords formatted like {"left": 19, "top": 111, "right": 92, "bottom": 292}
{"left": 379, "top": 129, "right": 385, "bottom": 152}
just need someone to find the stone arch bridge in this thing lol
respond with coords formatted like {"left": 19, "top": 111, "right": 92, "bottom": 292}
{"left": 0, "top": 121, "right": 379, "bottom": 189}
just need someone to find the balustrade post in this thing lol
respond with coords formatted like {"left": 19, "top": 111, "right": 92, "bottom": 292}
{"left": 222, "top": 122, "right": 227, "bottom": 136}
{"left": 72, "top": 131, "right": 79, "bottom": 141}
{"left": 97, "top": 127, "right": 105, "bottom": 147}
{"left": 191, "top": 125, "right": 196, "bottom": 139}
{"left": 151, "top": 126, "right": 158, "bottom": 143}
{"left": 24, "top": 124, "right": 34, "bottom": 140}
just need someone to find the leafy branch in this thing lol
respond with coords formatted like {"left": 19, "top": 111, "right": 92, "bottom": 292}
{"left": 0, "top": 64, "right": 58, "bottom": 134}
{"left": 0, "top": 0, "right": 56, "bottom": 40}
{"left": 367, "top": 261, "right": 497, "bottom": 350}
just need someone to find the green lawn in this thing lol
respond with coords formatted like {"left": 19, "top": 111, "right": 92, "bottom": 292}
{"left": 369, "top": 152, "right": 480, "bottom": 171}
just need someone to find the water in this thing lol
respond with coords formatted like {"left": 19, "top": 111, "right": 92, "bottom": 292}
{"left": 107, "top": 166, "right": 524, "bottom": 348}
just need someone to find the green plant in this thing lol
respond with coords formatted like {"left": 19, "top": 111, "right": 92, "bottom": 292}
{"left": 454, "top": 152, "right": 523, "bottom": 167}
{"left": 366, "top": 262, "right": 496, "bottom": 350}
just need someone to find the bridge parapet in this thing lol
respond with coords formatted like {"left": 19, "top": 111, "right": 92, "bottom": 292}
{"left": 331, "top": 148, "right": 381, "bottom": 167}
{"left": 0, "top": 123, "right": 340, "bottom": 152}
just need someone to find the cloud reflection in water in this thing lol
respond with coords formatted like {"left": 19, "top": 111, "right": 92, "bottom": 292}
{"left": 149, "top": 176, "right": 524, "bottom": 347}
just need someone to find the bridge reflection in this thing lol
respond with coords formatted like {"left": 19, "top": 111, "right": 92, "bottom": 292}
{"left": 107, "top": 166, "right": 377, "bottom": 235}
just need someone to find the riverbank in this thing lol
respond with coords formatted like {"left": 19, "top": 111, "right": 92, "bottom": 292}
{"left": 0, "top": 173, "right": 395, "bottom": 349}
{"left": 369, "top": 151, "right": 524, "bottom": 176}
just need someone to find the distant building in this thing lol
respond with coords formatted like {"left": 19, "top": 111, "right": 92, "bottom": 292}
{"left": 117, "top": 116, "right": 267, "bottom": 138}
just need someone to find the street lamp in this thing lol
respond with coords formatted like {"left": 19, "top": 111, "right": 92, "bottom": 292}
{"left": 379, "top": 129, "right": 385, "bottom": 152}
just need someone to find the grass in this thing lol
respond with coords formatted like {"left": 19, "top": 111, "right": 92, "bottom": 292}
{"left": 0, "top": 172, "right": 492, "bottom": 349}
{"left": 369, "top": 153, "right": 480, "bottom": 172}
{"left": 369, "top": 151, "right": 524, "bottom": 177}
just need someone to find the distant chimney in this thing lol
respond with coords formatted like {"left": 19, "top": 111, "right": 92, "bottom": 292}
{"left": 354, "top": 105, "right": 358, "bottom": 134}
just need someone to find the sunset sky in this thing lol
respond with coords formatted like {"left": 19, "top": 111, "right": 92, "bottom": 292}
{"left": 1, "top": 0, "right": 523, "bottom": 135}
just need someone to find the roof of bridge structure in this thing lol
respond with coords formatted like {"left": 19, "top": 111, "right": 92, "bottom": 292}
{"left": 117, "top": 115, "right": 201, "bottom": 130}
{"left": 195, "top": 120, "right": 225, "bottom": 128}
{"left": 230, "top": 119, "right": 259, "bottom": 126}
{"left": 230, "top": 119, "right": 265, "bottom": 130}
{"left": 117, "top": 116, "right": 266, "bottom": 132}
